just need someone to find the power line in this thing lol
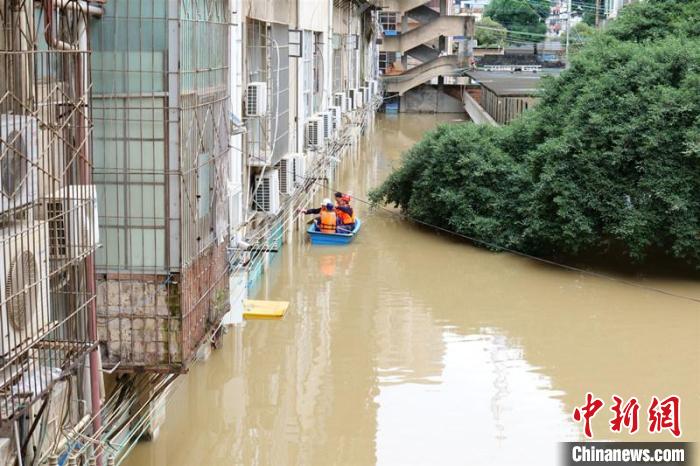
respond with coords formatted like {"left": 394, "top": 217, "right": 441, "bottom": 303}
{"left": 355, "top": 195, "right": 700, "bottom": 304}
{"left": 285, "top": 147, "right": 700, "bottom": 305}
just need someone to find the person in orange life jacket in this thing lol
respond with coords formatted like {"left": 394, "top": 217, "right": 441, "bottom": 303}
{"left": 300, "top": 198, "right": 337, "bottom": 233}
{"left": 334, "top": 192, "right": 355, "bottom": 233}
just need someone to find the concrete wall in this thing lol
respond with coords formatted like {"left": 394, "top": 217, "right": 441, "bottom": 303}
{"left": 298, "top": 0, "right": 331, "bottom": 32}
{"left": 242, "top": 0, "right": 292, "bottom": 25}
{"left": 97, "top": 280, "right": 180, "bottom": 368}
{"left": 400, "top": 84, "right": 465, "bottom": 113}
{"left": 481, "top": 86, "right": 537, "bottom": 124}
{"left": 462, "top": 89, "right": 497, "bottom": 126}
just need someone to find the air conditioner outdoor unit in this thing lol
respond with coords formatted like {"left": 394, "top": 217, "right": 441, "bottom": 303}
{"left": 359, "top": 86, "right": 370, "bottom": 105}
{"left": 305, "top": 117, "right": 324, "bottom": 150}
{"left": 333, "top": 92, "right": 348, "bottom": 112}
{"left": 319, "top": 112, "right": 333, "bottom": 139}
{"left": 246, "top": 82, "right": 268, "bottom": 117}
{"left": 370, "top": 79, "right": 379, "bottom": 96}
{"left": 1, "top": 221, "right": 51, "bottom": 359}
{"left": 328, "top": 106, "right": 341, "bottom": 133}
{"left": 278, "top": 155, "right": 295, "bottom": 195}
{"left": 1, "top": 115, "right": 38, "bottom": 214}
{"left": 253, "top": 169, "right": 280, "bottom": 215}
{"left": 35, "top": 82, "right": 67, "bottom": 200}
{"left": 45, "top": 185, "right": 99, "bottom": 264}
{"left": 292, "top": 153, "right": 307, "bottom": 188}
{"left": 349, "top": 89, "right": 362, "bottom": 109}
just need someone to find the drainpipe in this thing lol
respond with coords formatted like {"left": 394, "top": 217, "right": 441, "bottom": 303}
{"left": 77, "top": 13, "right": 104, "bottom": 466}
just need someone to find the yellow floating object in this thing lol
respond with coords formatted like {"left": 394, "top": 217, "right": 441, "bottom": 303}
{"left": 243, "top": 300, "right": 289, "bottom": 320}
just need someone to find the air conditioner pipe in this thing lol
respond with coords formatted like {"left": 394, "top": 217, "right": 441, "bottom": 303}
{"left": 42, "top": 0, "right": 75, "bottom": 50}
{"left": 69, "top": 2, "right": 104, "bottom": 465}
{"left": 42, "top": 0, "right": 105, "bottom": 51}
{"left": 56, "top": 0, "right": 104, "bottom": 17}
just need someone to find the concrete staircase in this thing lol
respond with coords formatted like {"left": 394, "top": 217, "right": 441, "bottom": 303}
{"left": 405, "top": 4, "right": 440, "bottom": 22}
{"left": 378, "top": 0, "right": 474, "bottom": 97}
{"left": 370, "top": 0, "right": 432, "bottom": 13}
{"left": 382, "top": 55, "right": 466, "bottom": 95}
{"left": 380, "top": 16, "right": 472, "bottom": 54}
{"left": 405, "top": 44, "right": 440, "bottom": 62}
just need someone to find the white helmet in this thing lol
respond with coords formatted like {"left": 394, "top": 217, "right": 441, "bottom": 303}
{"left": 322, "top": 198, "right": 332, "bottom": 205}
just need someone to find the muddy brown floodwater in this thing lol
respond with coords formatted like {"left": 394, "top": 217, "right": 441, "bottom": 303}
{"left": 127, "top": 114, "right": 700, "bottom": 466}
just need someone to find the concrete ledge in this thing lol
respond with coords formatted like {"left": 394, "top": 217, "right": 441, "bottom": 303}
{"left": 462, "top": 91, "right": 498, "bottom": 126}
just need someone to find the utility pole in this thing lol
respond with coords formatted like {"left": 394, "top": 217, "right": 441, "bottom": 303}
{"left": 595, "top": 0, "right": 601, "bottom": 27}
{"left": 565, "top": 0, "right": 571, "bottom": 65}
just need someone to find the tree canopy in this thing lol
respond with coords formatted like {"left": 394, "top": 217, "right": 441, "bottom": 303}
{"left": 484, "top": 0, "right": 548, "bottom": 43}
{"left": 475, "top": 17, "right": 508, "bottom": 48}
{"left": 371, "top": 0, "right": 700, "bottom": 268}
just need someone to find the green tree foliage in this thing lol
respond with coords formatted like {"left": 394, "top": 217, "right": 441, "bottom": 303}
{"left": 485, "top": 0, "right": 548, "bottom": 43}
{"left": 371, "top": 0, "right": 700, "bottom": 267}
{"left": 570, "top": 21, "right": 595, "bottom": 53}
{"left": 572, "top": 0, "right": 597, "bottom": 26}
{"left": 475, "top": 17, "right": 508, "bottom": 48}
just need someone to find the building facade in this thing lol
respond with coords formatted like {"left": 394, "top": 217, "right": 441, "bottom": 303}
{"left": 228, "top": 0, "right": 382, "bottom": 324}
{"left": 90, "top": 0, "right": 232, "bottom": 372}
{"left": 0, "top": 1, "right": 380, "bottom": 464}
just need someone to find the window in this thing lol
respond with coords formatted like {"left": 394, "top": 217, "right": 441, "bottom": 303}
{"left": 301, "top": 31, "right": 313, "bottom": 120}
{"left": 378, "top": 12, "right": 398, "bottom": 32}
{"left": 313, "top": 32, "right": 323, "bottom": 112}
{"left": 196, "top": 103, "right": 214, "bottom": 218}
{"left": 289, "top": 29, "right": 302, "bottom": 57}
{"left": 197, "top": 152, "right": 211, "bottom": 218}
{"left": 346, "top": 34, "right": 358, "bottom": 50}
{"left": 379, "top": 52, "right": 389, "bottom": 74}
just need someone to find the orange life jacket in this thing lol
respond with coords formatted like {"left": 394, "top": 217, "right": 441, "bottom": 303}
{"left": 335, "top": 206, "right": 355, "bottom": 225}
{"left": 319, "top": 208, "right": 337, "bottom": 233}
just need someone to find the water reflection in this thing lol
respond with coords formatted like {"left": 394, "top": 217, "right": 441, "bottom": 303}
{"left": 375, "top": 332, "right": 577, "bottom": 466}
{"left": 126, "top": 114, "right": 700, "bottom": 466}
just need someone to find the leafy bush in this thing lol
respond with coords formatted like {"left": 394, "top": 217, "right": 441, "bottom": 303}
{"left": 371, "top": 0, "right": 700, "bottom": 267}
{"left": 484, "top": 0, "right": 548, "bottom": 43}
{"left": 475, "top": 17, "right": 508, "bottom": 48}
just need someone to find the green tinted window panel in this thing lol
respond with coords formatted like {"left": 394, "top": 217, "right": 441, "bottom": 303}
{"left": 128, "top": 229, "right": 166, "bottom": 269}
{"left": 197, "top": 152, "right": 211, "bottom": 218}
{"left": 95, "top": 228, "right": 127, "bottom": 269}
{"left": 93, "top": 141, "right": 125, "bottom": 184}
{"left": 93, "top": 53, "right": 165, "bottom": 93}
{"left": 98, "top": 184, "right": 126, "bottom": 224}
{"left": 137, "top": 141, "right": 166, "bottom": 184}
{"left": 92, "top": 101, "right": 126, "bottom": 139}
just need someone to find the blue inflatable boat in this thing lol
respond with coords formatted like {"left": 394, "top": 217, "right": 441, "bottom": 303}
{"left": 307, "top": 218, "right": 362, "bottom": 245}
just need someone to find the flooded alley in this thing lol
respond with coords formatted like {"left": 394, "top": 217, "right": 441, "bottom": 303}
{"left": 126, "top": 114, "right": 700, "bottom": 466}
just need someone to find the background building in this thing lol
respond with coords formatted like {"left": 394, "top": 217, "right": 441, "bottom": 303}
{"left": 375, "top": 0, "right": 475, "bottom": 112}
{"left": 231, "top": 0, "right": 382, "bottom": 323}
